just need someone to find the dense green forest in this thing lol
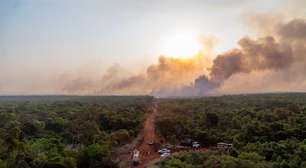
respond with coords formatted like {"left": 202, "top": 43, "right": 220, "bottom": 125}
{"left": 153, "top": 93, "right": 306, "bottom": 168}
{"left": 1, "top": 94, "right": 306, "bottom": 168}
{"left": 0, "top": 96, "right": 153, "bottom": 168}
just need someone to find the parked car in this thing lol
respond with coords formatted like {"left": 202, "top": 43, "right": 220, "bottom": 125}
{"left": 217, "top": 142, "right": 233, "bottom": 150}
{"left": 192, "top": 141, "right": 200, "bottom": 148}
{"left": 160, "top": 152, "right": 170, "bottom": 158}
{"left": 158, "top": 148, "right": 170, "bottom": 154}
{"left": 132, "top": 149, "right": 140, "bottom": 165}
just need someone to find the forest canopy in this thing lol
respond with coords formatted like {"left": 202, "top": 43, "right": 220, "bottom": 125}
{"left": 0, "top": 96, "right": 153, "bottom": 168}
{"left": 153, "top": 93, "right": 306, "bottom": 168}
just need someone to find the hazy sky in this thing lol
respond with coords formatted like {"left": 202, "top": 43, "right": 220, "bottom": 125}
{"left": 0, "top": 0, "right": 302, "bottom": 94}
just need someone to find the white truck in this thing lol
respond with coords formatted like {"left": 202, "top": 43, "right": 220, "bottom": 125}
{"left": 132, "top": 149, "right": 140, "bottom": 166}
{"left": 192, "top": 141, "right": 200, "bottom": 148}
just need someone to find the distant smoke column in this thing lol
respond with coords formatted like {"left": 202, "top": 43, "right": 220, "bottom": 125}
{"left": 194, "top": 75, "right": 216, "bottom": 95}
{"left": 209, "top": 49, "right": 245, "bottom": 86}
{"left": 208, "top": 36, "right": 294, "bottom": 86}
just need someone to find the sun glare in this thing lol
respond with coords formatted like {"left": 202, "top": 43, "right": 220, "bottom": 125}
{"left": 161, "top": 32, "right": 202, "bottom": 58}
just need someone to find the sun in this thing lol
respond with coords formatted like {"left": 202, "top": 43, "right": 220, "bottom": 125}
{"left": 160, "top": 32, "right": 202, "bottom": 58}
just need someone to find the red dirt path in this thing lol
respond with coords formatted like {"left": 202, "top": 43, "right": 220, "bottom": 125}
{"left": 120, "top": 101, "right": 207, "bottom": 168}
{"left": 134, "top": 102, "right": 161, "bottom": 168}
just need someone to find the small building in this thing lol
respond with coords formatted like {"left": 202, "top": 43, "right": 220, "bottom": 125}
{"left": 217, "top": 142, "right": 233, "bottom": 150}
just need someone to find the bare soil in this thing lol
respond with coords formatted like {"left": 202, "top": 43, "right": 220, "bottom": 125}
{"left": 114, "top": 102, "right": 161, "bottom": 168}
{"left": 116, "top": 101, "right": 207, "bottom": 168}
{"left": 134, "top": 102, "right": 162, "bottom": 168}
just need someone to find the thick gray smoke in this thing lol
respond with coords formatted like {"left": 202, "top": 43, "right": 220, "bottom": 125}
{"left": 209, "top": 36, "right": 293, "bottom": 86}
{"left": 61, "top": 54, "right": 212, "bottom": 96}
{"left": 102, "top": 55, "right": 212, "bottom": 96}
{"left": 61, "top": 18, "right": 306, "bottom": 97}
{"left": 278, "top": 19, "right": 306, "bottom": 40}
{"left": 168, "top": 18, "right": 306, "bottom": 97}
{"left": 198, "top": 18, "right": 306, "bottom": 95}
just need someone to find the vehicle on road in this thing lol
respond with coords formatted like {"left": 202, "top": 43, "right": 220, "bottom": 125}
{"left": 132, "top": 149, "right": 140, "bottom": 165}
{"left": 160, "top": 152, "right": 170, "bottom": 158}
{"left": 158, "top": 148, "right": 171, "bottom": 154}
{"left": 192, "top": 141, "right": 200, "bottom": 148}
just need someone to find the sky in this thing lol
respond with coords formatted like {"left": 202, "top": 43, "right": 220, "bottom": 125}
{"left": 0, "top": 0, "right": 304, "bottom": 95}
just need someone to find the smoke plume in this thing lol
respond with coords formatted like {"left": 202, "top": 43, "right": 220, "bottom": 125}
{"left": 62, "top": 17, "right": 306, "bottom": 97}
{"left": 209, "top": 18, "right": 306, "bottom": 95}
{"left": 209, "top": 36, "right": 293, "bottom": 86}
{"left": 101, "top": 54, "right": 212, "bottom": 96}
{"left": 157, "top": 17, "right": 306, "bottom": 96}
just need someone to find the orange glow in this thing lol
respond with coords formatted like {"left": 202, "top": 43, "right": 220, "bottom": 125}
{"left": 160, "top": 32, "right": 202, "bottom": 58}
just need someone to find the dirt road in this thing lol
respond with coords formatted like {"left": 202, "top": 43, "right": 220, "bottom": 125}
{"left": 134, "top": 102, "right": 161, "bottom": 168}
{"left": 116, "top": 101, "right": 207, "bottom": 168}
{"left": 114, "top": 102, "right": 161, "bottom": 168}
